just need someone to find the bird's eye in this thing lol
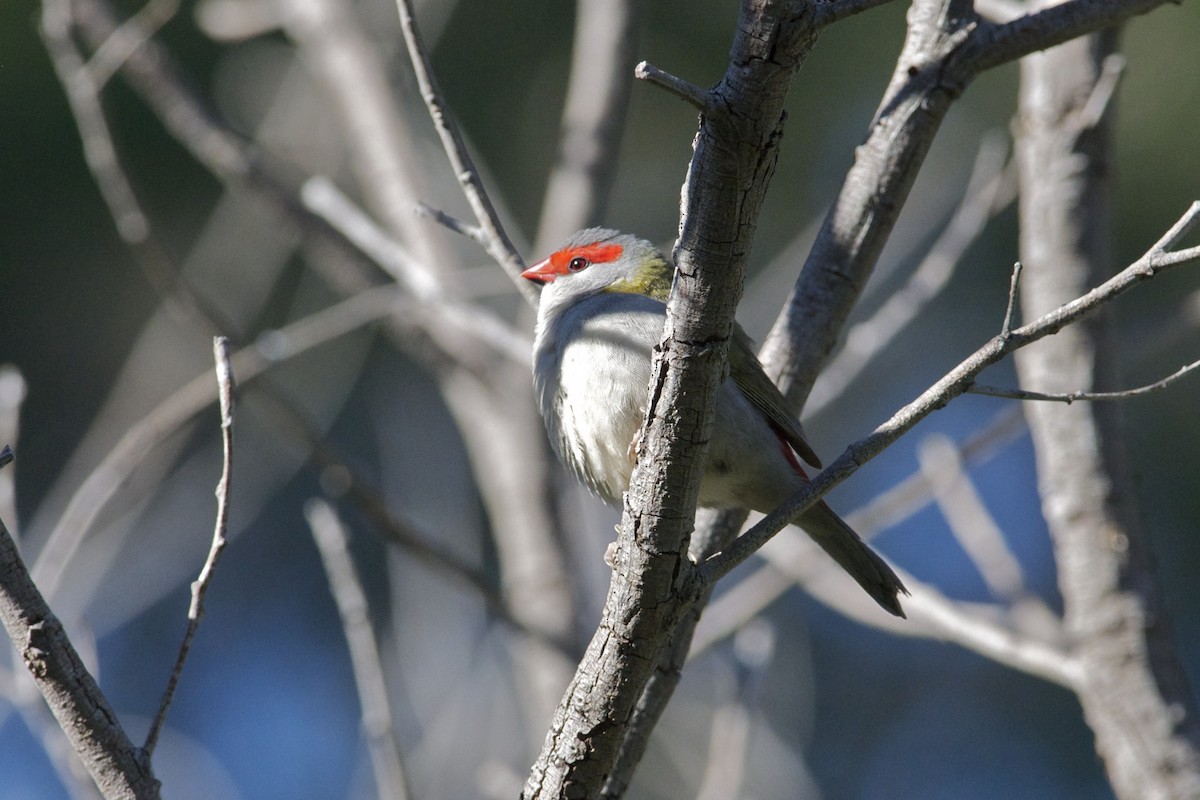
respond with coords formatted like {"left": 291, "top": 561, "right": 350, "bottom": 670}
{"left": 567, "top": 257, "right": 589, "bottom": 272}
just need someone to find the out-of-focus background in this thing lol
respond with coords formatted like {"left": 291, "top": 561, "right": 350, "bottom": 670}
{"left": 1, "top": 0, "right": 1199, "bottom": 798}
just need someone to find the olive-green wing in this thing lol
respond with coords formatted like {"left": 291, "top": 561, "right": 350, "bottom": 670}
{"left": 729, "top": 325, "right": 823, "bottom": 469}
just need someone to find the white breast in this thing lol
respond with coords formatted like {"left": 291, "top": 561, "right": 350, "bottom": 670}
{"left": 532, "top": 293, "right": 664, "bottom": 503}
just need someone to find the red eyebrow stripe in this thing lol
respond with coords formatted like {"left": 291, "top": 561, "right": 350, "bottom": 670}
{"left": 549, "top": 242, "right": 623, "bottom": 273}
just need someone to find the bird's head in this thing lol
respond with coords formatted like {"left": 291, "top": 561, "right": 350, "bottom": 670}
{"left": 521, "top": 228, "right": 672, "bottom": 303}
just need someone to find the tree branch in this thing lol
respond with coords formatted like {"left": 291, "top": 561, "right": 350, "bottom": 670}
{"left": 305, "top": 500, "right": 412, "bottom": 800}
{"left": 969, "top": 357, "right": 1200, "bottom": 403}
{"left": 524, "top": 3, "right": 825, "bottom": 796}
{"left": 534, "top": 0, "right": 640, "bottom": 251}
{"left": 1013, "top": 24, "right": 1200, "bottom": 796}
{"left": 806, "top": 132, "right": 1017, "bottom": 415}
{"left": 393, "top": 0, "right": 532, "bottom": 299}
{"left": 634, "top": 61, "right": 707, "bottom": 111}
{"left": 760, "top": 0, "right": 1178, "bottom": 408}
{"left": 143, "top": 337, "right": 235, "bottom": 758}
{"left": 704, "top": 202, "right": 1200, "bottom": 582}
{"left": 0, "top": 510, "right": 160, "bottom": 798}
{"left": 31, "top": 288, "right": 401, "bottom": 597}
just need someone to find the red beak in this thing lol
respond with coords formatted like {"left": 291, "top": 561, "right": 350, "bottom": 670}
{"left": 520, "top": 258, "right": 557, "bottom": 284}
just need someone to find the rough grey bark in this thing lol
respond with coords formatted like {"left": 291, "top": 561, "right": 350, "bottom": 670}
{"left": 1013, "top": 25, "right": 1200, "bottom": 800}
{"left": 760, "top": 0, "right": 1178, "bottom": 406}
{"left": 521, "top": 4, "right": 823, "bottom": 796}
{"left": 0, "top": 517, "right": 160, "bottom": 800}
{"left": 601, "top": 509, "right": 745, "bottom": 798}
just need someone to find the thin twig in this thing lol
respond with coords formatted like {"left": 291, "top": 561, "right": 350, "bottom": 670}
{"left": 143, "top": 337, "right": 236, "bottom": 758}
{"left": 634, "top": 61, "right": 708, "bottom": 110}
{"left": 1151, "top": 245, "right": 1200, "bottom": 269}
{"left": 1001, "top": 261, "right": 1023, "bottom": 339}
{"left": 969, "top": 357, "right": 1200, "bottom": 403}
{"left": 415, "top": 203, "right": 487, "bottom": 248}
{"left": 301, "top": 178, "right": 530, "bottom": 366}
{"left": 305, "top": 499, "right": 411, "bottom": 800}
{"left": 31, "top": 286, "right": 400, "bottom": 597}
{"left": 393, "top": 0, "right": 533, "bottom": 302}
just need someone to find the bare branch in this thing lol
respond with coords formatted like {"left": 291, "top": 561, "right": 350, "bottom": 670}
{"left": 634, "top": 61, "right": 707, "bottom": 111}
{"left": 807, "top": 133, "right": 1016, "bottom": 414}
{"left": 525, "top": 5, "right": 827, "bottom": 796}
{"left": 969, "top": 357, "right": 1200, "bottom": 403}
{"left": 300, "top": 177, "right": 531, "bottom": 366}
{"left": 415, "top": 203, "right": 487, "bottom": 249}
{"left": 705, "top": 203, "right": 1200, "bottom": 582}
{"left": 965, "top": 0, "right": 1174, "bottom": 74}
{"left": 918, "top": 434, "right": 1026, "bottom": 601}
{"left": 41, "top": 0, "right": 149, "bottom": 244}
{"left": 31, "top": 287, "right": 401, "bottom": 597}
{"left": 85, "top": 0, "right": 179, "bottom": 88}
{"left": 1001, "top": 261, "right": 1023, "bottom": 339}
{"left": 535, "top": 0, "right": 640, "bottom": 250}
{"left": 305, "top": 499, "right": 411, "bottom": 800}
{"left": 1015, "top": 29, "right": 1200, "bottom": 796}
{"left": 761, "top": 0, "right": 1178, "bottom": 408}
{"left": 0, "top": 518, "right": 160, "bottom": 798}
{"left": 393, "top": 0, "right": 532, "bottom": 300}
{"left": 143, "top": 337, "right": 236, "bottom": 758}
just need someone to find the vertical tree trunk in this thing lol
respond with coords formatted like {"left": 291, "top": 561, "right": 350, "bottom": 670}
{"left": 1014, "top": 24, "right": 1200, "bottom": 800}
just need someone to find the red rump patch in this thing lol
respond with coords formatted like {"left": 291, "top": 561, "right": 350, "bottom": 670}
{"left": 771, "top": 423, "right": 810, "bottom": 479}
{"left": 548, "top": 242, "right": 623, "bottom": 274}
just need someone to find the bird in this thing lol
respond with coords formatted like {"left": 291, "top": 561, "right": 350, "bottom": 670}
{"left": 521, "top": 228, "right": 907, "bottom": 617}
